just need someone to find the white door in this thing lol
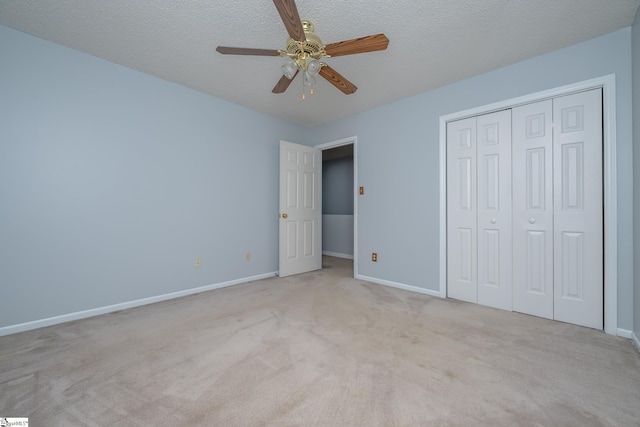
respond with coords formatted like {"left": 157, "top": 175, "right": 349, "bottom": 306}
{"left": 512, "top": 100, "right": 554, "bottom": 319}
{"left": 279, "top": 140, "right": 322, "bottom": 277}
{"left": 553, "top": 89, "right": 603, "bottom": 329}
{"left": 512, "top": 90, "right": 603, "bottom": 328}
{"left": 477, "top": 110, "right": 512, "bottom": 310}
{"left": 447, "top": 117, "right": 477, "bottom": 303}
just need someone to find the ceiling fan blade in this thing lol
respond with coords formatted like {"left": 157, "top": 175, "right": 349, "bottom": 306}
{"left": 272, "top": 70, "right": 299, "bottom": 94}
{"left": 273, "top": 0, "right": 306, "bottom": 42}
{"left": 216, "top": 46, "right": 281, "bottom": 56}
{"left": 324, "top": 33, "right": 389, "bottom": 57}
{"left": 319, "top": 65, "right": 357, "bottom": 95}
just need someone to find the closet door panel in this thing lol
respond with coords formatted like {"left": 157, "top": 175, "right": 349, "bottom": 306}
{"left": 477, "top": 110, "right": 512, "bottom": 310}
{"left": 512, "top": 100, "right": 554, "bottom": 319}
{"left": 447, "top": 117, "right": 478, "bottom": 303}
{"left": 553, "top": 89, "right": 603, "bottom": 329}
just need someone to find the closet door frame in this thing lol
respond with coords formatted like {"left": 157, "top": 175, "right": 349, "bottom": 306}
{"left": 438, "top": 74, "right": 618, "bottom": 335}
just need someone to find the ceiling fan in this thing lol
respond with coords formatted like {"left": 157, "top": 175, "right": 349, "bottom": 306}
{"left": 216, "top": 0, "right": 389, "bottom": 98}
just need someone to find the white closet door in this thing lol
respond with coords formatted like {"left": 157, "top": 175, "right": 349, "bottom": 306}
{"left": 553, "top": 89, "right": 603, "bottom": 329}
{"left": 512, "top": 100, "right": 554, "bottom": 319}
{"left": 447, "top": 117, "right": 477, "bottom": 303}
{"left": 477, "top": 110, "right": 512, "bottom": 310}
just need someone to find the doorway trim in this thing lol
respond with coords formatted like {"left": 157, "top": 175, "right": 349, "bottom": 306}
{"left": 315, "top": 136, "right": 358, "bottom": 277}
{"left": 438, "top": 74, "right": 618, "bottom": 335}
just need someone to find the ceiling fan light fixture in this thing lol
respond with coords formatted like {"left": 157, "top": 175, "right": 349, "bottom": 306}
{"left": 282, "top": 60, "right": 298, "bottom": 79}
{"left": 303, "top": 71, "right": 316, "bottom": 87}
{"left": 306, "top": 58, "right": 321, "bottom": 76}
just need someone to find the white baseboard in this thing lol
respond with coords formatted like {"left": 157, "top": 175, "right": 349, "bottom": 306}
{"left": 356, "top": 274, "right": 440, "bottom": 297}
{"left": 617, "top": 328, "right": 633, "bottom": 339}
{"left": 631, "top": 331, "right": 640, "bottom": 352}
{"left": 0, "top": 272, "right": 277, "bottom": 337}
{"left": 322, "top": 251, "right": 354, "bottom": 260}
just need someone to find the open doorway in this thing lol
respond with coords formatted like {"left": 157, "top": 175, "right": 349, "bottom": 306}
{"left": 316, "top": 137, "right": 357, "bottom": 277}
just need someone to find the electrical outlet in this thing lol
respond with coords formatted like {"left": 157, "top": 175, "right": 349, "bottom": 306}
{"left": 195, "top": 258, "right": 202, "bottom": 268}
{"left": 245, "top": 252, "right": 251, "bottom": 261}
{"left": 372, "top": 252, "right": 377, "bottom": 262}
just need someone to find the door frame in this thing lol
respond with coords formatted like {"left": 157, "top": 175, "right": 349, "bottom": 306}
{"left": 438, "top": 74, "right": 618, "bottom": 335}
{"left": 315, "top": 136, "right": 358, "bottom": 277}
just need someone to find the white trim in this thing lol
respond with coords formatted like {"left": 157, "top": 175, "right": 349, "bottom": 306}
{"left": 632, "top": 332, "right": 640, "bottom": 353}
{"left": 0, "top": 272, "right": 277, "bottom": 337}
{"left": 314, "top": 136, "right": 357, "bottom": 150}
{"left": 601, "top": 76, "right": 618, "bottom": 336}
{"left": 439, "top": 117, "right": 448, "bottom": 299}
{"left": 439, "top": 74, "right": 618, "bottom": 335}
{"left": 617, "top": 328, "right": 633, "bottom": 339}
{"left": 356, "top": 274, "right": 441, "bottom": 298}
{"left": 316, "top": 136, "right": 359, "bottom": 276}
{"left": 322, "top": 251, "right": 354, "bottom": 260}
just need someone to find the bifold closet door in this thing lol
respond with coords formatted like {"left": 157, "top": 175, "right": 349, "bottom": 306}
{"left": 447, "top": 117, "right": 477, "bottom": 303}
{"left": 477, "top": 110, "right": 512, "bottom": 310}
{"left": 512, "top": 100, "right": 554, "bottom": 319}
{"left": 512, "top": 89, "right": 603, "bottom": 328}
{"left": 553, "top": 89, "right": 603, "bottom": 329}
{"left": 447, "top": 110, "right": 512, "bottom": 308}
{"left": 449, "top": 89, "right": 603, "bottom": 329}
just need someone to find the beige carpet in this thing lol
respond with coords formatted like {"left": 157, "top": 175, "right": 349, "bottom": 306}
{"left": 1, "top": 256, "right": 639, "bottom": 426}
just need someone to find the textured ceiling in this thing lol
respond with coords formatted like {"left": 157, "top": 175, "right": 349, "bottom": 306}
{"left": 1, "top": 0, "right": 639, "bottom": 127}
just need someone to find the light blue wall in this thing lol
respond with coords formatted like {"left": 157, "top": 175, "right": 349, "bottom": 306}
{"left": 633, "top": 8, "right": 640, "bottom": 338}
{"left": 322, "top": 156, "right": 354, "bottom": 256}
{"left": 309, "top": 28, "right": 635, "bottom": 329}
{"left": 322, "top": 214, "right": 354, "bottom": 256}
{"left": 0, "top": 25, "right": 306, "bottom": 328}
{"left": 322, "top": 157, "right": 354, "bottom": 215}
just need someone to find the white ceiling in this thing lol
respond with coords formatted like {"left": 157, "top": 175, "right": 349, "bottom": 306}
{"left": 1, "top": 0, "right": 639, "bottom": 127}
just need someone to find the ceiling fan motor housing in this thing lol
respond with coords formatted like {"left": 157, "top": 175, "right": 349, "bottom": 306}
{"left": 285, "top": 20, "right": 326, "bottom": 60}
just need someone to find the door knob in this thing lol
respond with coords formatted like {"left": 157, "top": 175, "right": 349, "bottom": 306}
{"left": 529, "top": 218, "right": 536, "bottom": 224}
{"left": 281, "top": 213, "right": 288, "bottom": 219}
{"left": 490, "top": 219, "right": 496, "bottom": 224}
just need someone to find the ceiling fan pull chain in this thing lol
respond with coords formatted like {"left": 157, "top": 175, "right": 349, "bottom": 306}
{"left": 301, "top": 76, "right": 306, "bottom": 100}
